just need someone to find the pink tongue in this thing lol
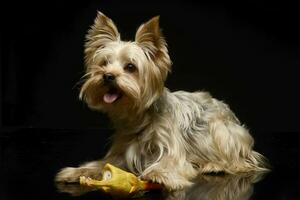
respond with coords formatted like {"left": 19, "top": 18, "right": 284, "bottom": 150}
{"left": 103, "top": 93, "right": 119, "bottom": 104}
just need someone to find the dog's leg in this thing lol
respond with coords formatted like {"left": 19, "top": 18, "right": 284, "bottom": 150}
{"left": 55, "top": 153, "right": 126, "bottom": 183}
{"left": 141, "top": 156, "right": 196, "bottom": 191}
{"left": 55, "top": 160, "right": 105, "bottom": 183}
{"left": 207, "top": 119, "right": 268, "bottom": 173}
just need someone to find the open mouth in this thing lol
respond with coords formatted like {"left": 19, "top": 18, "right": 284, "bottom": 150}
{"left": 103, "top": 88, "right": 122, "bottom": 104}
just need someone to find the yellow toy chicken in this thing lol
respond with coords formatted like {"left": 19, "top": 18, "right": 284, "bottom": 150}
{"left": 79, "top": 163, "right": 162, "bottom": 198}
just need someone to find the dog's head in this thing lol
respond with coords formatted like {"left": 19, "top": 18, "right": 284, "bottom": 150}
{"left": 80, "top": 12, "right": 171, "bottom": 115}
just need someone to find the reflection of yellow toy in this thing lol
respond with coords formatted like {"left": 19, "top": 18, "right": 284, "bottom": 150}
{"left": 79, "top": 163, "right": 162, "bottom": 198}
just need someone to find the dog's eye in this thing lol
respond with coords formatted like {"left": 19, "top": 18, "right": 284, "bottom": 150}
{"left": 124, "top": 63, "right": 137, "bottom": 73}
{"left": 100, "top": 60, "right": 108, "bottom": 66}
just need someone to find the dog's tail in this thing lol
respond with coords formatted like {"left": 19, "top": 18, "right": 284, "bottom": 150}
{"left": 246, "top": 150, "right": 271, "bottom": 173}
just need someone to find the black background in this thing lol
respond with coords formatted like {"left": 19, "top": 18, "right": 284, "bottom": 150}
{"left": 1, "top": 1, "right": 300, "bottom": 199}
{"left": 2, "top": 1, "right": 300, "bottom": 132}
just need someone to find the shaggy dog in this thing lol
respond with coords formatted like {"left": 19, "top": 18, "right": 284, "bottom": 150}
{"left": 55, "top": 12, "right": 268, "bottom": 190}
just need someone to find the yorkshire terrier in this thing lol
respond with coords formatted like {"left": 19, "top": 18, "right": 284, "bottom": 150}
{"left": 55, "top": 11, "right": 268, "bottom": 190}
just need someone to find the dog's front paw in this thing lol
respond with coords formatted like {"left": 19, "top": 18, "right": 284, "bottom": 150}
{"left": 55, "top": 167, "right": 83, "bottom": 183}
{"left": 142, "top": 170, "right": 192, "bottom": 191}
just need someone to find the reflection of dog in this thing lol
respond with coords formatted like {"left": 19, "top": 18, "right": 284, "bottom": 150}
{"left": 55, "top": 11, "right": 268, "bottom": 190}
{"left": 56, "top": 171, "right": 266, "bottom": 200}
{"left": 166, "top": 172, "right": 265, "bottom": 200}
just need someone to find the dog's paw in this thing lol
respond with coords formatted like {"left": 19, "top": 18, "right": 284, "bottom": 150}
{"left": 79, "top": 176, "right": 94, "bottom": 186}
{"left": 55, "top": 167, "right": 83, "bottom": 183}
{"left": 55, "top": 164, "right": 103, "bottom": 183}
{"left": 142, "top": 170, "right": 192, "bottom": 191}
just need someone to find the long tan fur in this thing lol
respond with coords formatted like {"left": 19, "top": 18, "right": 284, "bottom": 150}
{"left": 56, "top": 11, "right": 269, "bottom": 190}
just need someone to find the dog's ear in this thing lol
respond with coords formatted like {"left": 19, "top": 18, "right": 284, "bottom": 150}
{"left": 85, "top": 11, "right": 120, "bottom": 66}
{"left": 135, "top": 16, "right": 171, "bottom": 80}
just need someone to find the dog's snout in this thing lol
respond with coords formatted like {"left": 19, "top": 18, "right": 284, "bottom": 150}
{"left": 103, "top": 73, "right": 116, "bottom": 83}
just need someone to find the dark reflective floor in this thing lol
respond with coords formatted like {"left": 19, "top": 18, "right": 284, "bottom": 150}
{"left": 1, "top": 128, "right": 299, "bottom": 199}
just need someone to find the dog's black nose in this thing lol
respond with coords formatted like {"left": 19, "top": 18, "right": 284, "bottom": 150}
{"left": 103, "top": 73, "right": 115, "bottom": 82}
